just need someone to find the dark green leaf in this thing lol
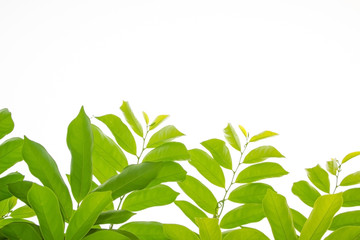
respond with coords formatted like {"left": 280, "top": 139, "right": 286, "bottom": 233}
{"left": 10, "top": 205, "right": 35, "bottom": 218}
{"left": 146, "top": 125, "right": 184, "bottom": 148}
{"left": 149, "top": 115, "right": 169, "bottom": 131}
{"left": 0, "top": 196, "right": 16, "bottom": 217}
{"left": 340, "top": 171, "right": 360, "bottom": 186}
{"left": 342, "top": 151, "right": 360, "bottom": 164}
{"left": 196, "top": 218, "right": 221, "bottom": 240}
{"left": 343, "top": 188, "right": 360, "bottom": 207}
{"left": 250, "top": 131, "right": 278, "bottom": 142}
{"left": 326, "top": 158, "right": 338, "bottom": 175}
{"left": 0, "top": 172, "right": 24, "bottom": 201}
{"left": 8, "top": 180, "right": 33, "bottom": 206}
{"left": 306, "top": 164, "right": 330, "bottom": 193}
{"left": 0, "top": 108, "right": 14, "bottom": 140}
{"left": 330, "top": 210, "right": 360, "bottom": 230}
{"left": 223, "top": 228, "right": 270, "bottom": 240}
{"left": 220, "top": 203, "right": 265, "bottom": 229}
{"left": 120, "top": 101, "right": 144, "bottom": 137}
{"left": 83, "top": 230, "right": 130, "bottom": 240}
{"left": 290, "top": 208, "right": 307, "bottom": 233}
{"left": 174, "top": 200, "right": 207, "bottom": 226}
{"left": 163, "top": 224, "right": 199, "bottom": 240}
{"left": 143, "top": 142, "right": 189, "bottom": 162}
{"left": 228, "top": 183, "right": 274, "bottom": 204}
{"left": 243, "top": 146, "right": 284, "bottom": 164}
{"left": 0, "top": 137, "right": 23, "bottom": 174}
{"left": 291, "top": 180, "right": 321, "bottom": 207}
{"left": 120, "top": 221, "right": 168, "bottom": 240}
{"left": 236, "top": 162, "right": 288, "bottom": 183}
{"left": 95, "top": 210, "right": 135, "bottom": 225}
{"left": 224, "top": 123, "right": 241, "bottom": 151}
{"left": 325, "top": 226, "right": 360, "bottom": 240}
{"left": 147, "top": 162, "right": 186, "bottom": 187}
{"left": 0, "top": 222, "right": 42, "bottom": 240}
{"left": 201, "top": 138, "right": 232, "bottom": 170}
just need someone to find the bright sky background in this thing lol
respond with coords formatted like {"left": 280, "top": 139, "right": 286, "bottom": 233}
{"left": 1, "top": 0, "right": 360, "bottom": 237}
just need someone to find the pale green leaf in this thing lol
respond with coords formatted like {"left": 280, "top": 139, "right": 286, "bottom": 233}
{"left": 343, "top": 188, "right": 360, "bottom": 207}
{"left": 250, "top": 131, "right": 278, "bottom": 142}
{"left": 326, "top": 158, "right": 338, "bottom": 175}
{"left": 220, "top": 203, "right": 265, "bottom": 229}
{"left": 146, "top": 125, "right": 184, "bottom": 148}
{"left": 306, "top": 164, "right": 330, "bottom": 193}
{"left": 120, "top": 221, "right": 168, "bottom": 240}
{"left": 143, "top": 111, "right": 149, "bottom": 125}
{"left": 325, "top": 226, "right": 360, "bottom": 240}
{"left": 10, "top": 205, "right": 35, "bottom": 218}
{"left": 196, "top": 218, "right": 222, "bottom": 240}
{"left": 223, "top": 228, "right": 270, "bottom": 240}
{"left": 143, "top": 142, "right": 189, "bottom": 162}
{"left": 330, "top": 210, "right": 360, "bottom": 230}
{"left": 95, "top": 210, "right": 135, "bottom": 225}
{"left": 291, "top": 180, "right": 321, "bottom": 207}
{"left": 236, "top": 162, "right": 288, "bottom": 183}
{"left": 149, "top": 115, "right": 169, "bottom": 131}
{"left": 228, "top": 183, "right": 274, "bottom": 204}
{"left": 0, "top": 108, "right": 14, "bottom": 140}
{"left": 0, "top": 196, "right": 17, "bottom": 217}
{"left": 291, "top": 208, "right": 307, "bottom": 233}
{"left": 0, "top": 137, "right": 23, "bottom": 174}
{"left": 201, "top": 138, "right": 232, "bottom": 170}
{"left": 243, "top": 146, "right": 284, "bottom": 164}
{"left": 340, "top": 171, "right": 360, "bottom": 186}
{"left": 174, "top": 200, "right": 207, "bottom": 226}
{"left": 163, "top": 224, "right": 199, "bottom": 240}
{"left": 120, "top": 101, "right": 144, "bottom": 137}
{"left": 342, "top": 151, "right": 360, "bottom": 164}
{"left": 238, "top": 125, "right": 247, "bottom": 138}
{"left": 224, "top": 123, "right": 241, "bottom": 151}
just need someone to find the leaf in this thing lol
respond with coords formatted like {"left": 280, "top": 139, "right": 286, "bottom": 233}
{"left": 67, "top": 106, "right": 93, "bottom": 203}
{"left": 325, "top": 226, "right": 360, "bottom": 240}
{"left": 163, "top": 224, "right": 199, "bottom": 240}
{"left": 222, "top": 228, "right": 270, "bottom": 240}
{"left": 122, "top": 184, "right": 179, "bottom": 211}
{"left": 0, "top": 137, "right": 23, "bottom": 174}
{"left": 262, "top": 189, "right": 297, "bottom": 240}
{"left": 0, "top": 196, "right": 17, "bottom": 217}
{"left": 10, "top": 205, "right": 35, "bottom": 218}
{"left": 92, "top": 124, "right": 128, "bottom": 183}
{"left": 95, "top": 210, "right": 135, "bottom": 224}
{"left": 343, "top": 188, "right": 360, "bottom": 207}
{"left": 224, "top": 123, "right": 241, "bottom": 151}
{"left": 0, "top": 108, "right": 14, "bottom": 140}
{"left": 143, "top": 142, "right": 189, "bottom": 162}
{"left": 326, "top": 158, "right": 338, "bottom": 175}
{"left": 238, "top": 125, "right": 248, "bottom": 138}
{"left": 250, "top": 131, "right": 278, "bottom": 142}
{"left": 299, "top": 193, "right": 343, "bottom": 240}
{"left": 149, "top": 115, "right": 169, "bottom": 131}
{"left": 188, "top": 149, "right": 225, "bottom": 188}
{"left": 65, "top": 191, "right": 112, "bottom": 240}
{"left": 342, "top": 151, "right": 360, "bottom": 164}
{"left": 120, "top": 221, "right": 168, "bottom": 240}
{"left": 8, "top": 180, "right": 33, "bottom": 206}
{"left": 120, "top": 101, "right": 144, "bottom": 137}
{"left": 174, "top": 200, "right": 207, "bottom": 226}
{"left": 0, "top": 172, "right": 24, "bottom": 201}
{"left": 146, "top": 162, "right": 186, "bottom": 187}
{"left": 330, "top": 210, "right": 360, "bottom": 230}
{"left": 27, "top": 184, "right": 64, "bottom": 240}
{"left": 146, "top": 125, "right": 184, "bottom": 148}
{"left": 340, "top": 171, "right": 360, "bottom": 186}
{"left": 291, "top": 208, "right": 307, "bottom": 233}
{"left": 196, "top": 218, "right": 222, "bottom": 240}
{"left": 291, "top": 180, "right": 321, "bottom": 207}
{"left": 201, "top": 138, "right": 232, "bottom": 170}
{"left": 177, "top": 175, "right": 218, "bottom": 214}
{"left": 96, "top": 114, "right": 137, "bottom": 155}
{"left": 243, "top": 146, "right": 284, "bottom": 164}
{"left": 143, "top": 112, "right": 149, "bottom": 125}
{"left": 236, "top": 162, "right": 288, "bottom": 183}
{"left": 220, "top": 203, "right": 265, "bottom": 229}
{"left": 306, "top": 164, "right": 330, "bottom": 193}
{"left": 0, "top": 222, "right": 42, "bottom": 240}
{"left": 83, "top": 230, "right": 130, "bottom": 240}
{"left": 22, "top": 136, "right": 73, "bottom": 220}
{"left": 228, "top": 183, "right": 274, "bottom": 204}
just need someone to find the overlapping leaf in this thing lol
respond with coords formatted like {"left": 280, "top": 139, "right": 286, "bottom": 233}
{"left": 306, "top": 164, "right": 330, "bottom": 193}
{"left": 196, "top": 218, "right": 222, "bottom": 240}
{"left": 146, "top": 125, "right": 184, "bottom": 148}
{"left": 228, "top": 183, "right": 274, "bottom": 204}
{"left": 243, "top": 146, "right": 284, "bottom": 164}
{"left": 0, "top": 137, "right": 23, "bottom": 174}
{"left": 236, "top": 162, "right": 288, "bottom": 183}
{"left": 0, "top": 108, "right": 14, "bottom": 140}
{"left": 291, "top": 180, "right": 321, "bottom": 207}
{"left": 120, "top": 221, "right": 168, "bottom": 240}
{"left": 220, "top": 203, "right": 265, "bottom": 229}
{"left": 163, "top": 224, "right": 199, "bottom": 240}
{"left": 143, "top": 142, "right": 189, "bottom": 162}
{"left": 201, "top": 138, "right": 232, "bottom": 169}
{"left": 223, "top": 123, "right": 241, "bottom": 151}
{"left": 174, "top": 200, "right": 207, "bottom": 226}
{"left": 120, "top": 101, "right": 144, "bottom": 137}
{"left": 223, "top": 228, "right": 270, "bottom": 240}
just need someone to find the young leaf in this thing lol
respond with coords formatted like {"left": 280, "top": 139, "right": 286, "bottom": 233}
{"left": 291, "top": 180, "right": 321, "bottom": 207}
{"left": 324, "top": 226, "right": 360, "bottom": 240}
{"left": 223, "top": 123, "right": 241, "bottom": 151}
{"left": 262, "top": 189, "right": 297, "bottom": 240}
{"left": 223, "top": 228, "right": 270, "bottom": 240}
{"left": 330, "top": 210, "right": 360, "bottom": 230}
{"left": 146, "top": 125, "right": 185, "bottom": 148}
{"left": 243, "top": 146, "right": 284, "bottom": 164}
{"left": 0, "top": 222, "right": 42, "bottom": 240}
{"left": 238, "top": 125, "right": 247, "bottom": 138}
{"left": 220, "top": 203, "right": 265, "bottom": 229}
{"left": 0, "top": 108, "right": 14, "bottom": 140}
{"left": 188, "top": 149, "right": 225, "bottom": 188}
{"left": 96, "top": 114, "right": 137, "bottom": 155}
{"left": 65, "top": 191, "right": 112, "bottom": 240}
{"left": 178, "top": 175, "right": 218, "bottom": 214}
{"left": 196, "top": 218, "right": 222, "bottom": 240}
{"left": 122, "top": 184, "right": 179, "bottom": 211}
{"left": 142, "top": 142, "right": 189, "bottom": 162}
{"left": 174, "top": 200, "right": 207, "bottom": 226}
{"left": 306, "top": 164, "right": 330, "bottom": 193}
{"left": 146, "top": 161, "right": 186, "bottom": 187}
{"left": 82, "top": 230, "right": 130, "bottom": 240}
{"left": 326, "top": 158, "right": 338, "bottom": 175}
{"left": 340, "top": 171, "right": 360, "bottom": 186}
{"left": 299, "top": 193, "right": 343, "bottom": 240}
{"left": 343, "top": 188, "right": 360, "bottom": 207}
{"left": 163, "top": 224, "right": 199, "bottom": 240}
{"left": 0, "top": 196, "right": 17, "bottom": 217}
{"left": 95, "top": 210, "right": 135, "bottom": 225}
{"left": 10, "top": 205, "right": 35, "bottom": 218}
{"left": 228, "top": 183, "right": 274, "bottom": 204}
{"left": 0, "top": 172, "right": 24, "bottom": 201}
{"left": 27, "top": 184, "right": 64, "bottom": 240}
{"left": 143, "top": 111, "right": 149, "bottom": 125}
{"left": 120, "top": 101, "right": 144, "bottom": 137}
{"left": 120, "top": 221, "right": 168, "bottom": 240}
{"left": 22, "top": 136, "right": 73, "bottom": 221}
{"left": 290, "top": 208, "right": 307, "bottom": 233}
{"left": 149, "top": 115, "right": 169, "bottom": 130}
{"left": 342, "top": 151, "right": 360, "bottom": 164}
{"left": 0, "top": 137, "right": 23, "bottom": 174}
{"left": 201, "top": 138, "right": 232, "bottom": 170}
{"left": 250, "top": 131, "right": 278, "bottom": 142}
{"left": 236, "top": 162, "right": 288, "bottom": 183}
{"left": 67, "top": 106, "right": 93, "bottom": 203}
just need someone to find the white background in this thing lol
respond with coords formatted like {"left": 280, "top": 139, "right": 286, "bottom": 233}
{"left": 1, "top": 0, "right": 360, "bottom": 237}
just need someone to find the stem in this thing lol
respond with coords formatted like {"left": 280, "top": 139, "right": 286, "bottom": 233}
{"left": 333, "top": 163, "right": 342, "bottom": 194}
{"left": 109, "top": 195, "right": 125, "bottom": 229}
{"left": 136, "top": 126, "right": 149, "bottom": 164}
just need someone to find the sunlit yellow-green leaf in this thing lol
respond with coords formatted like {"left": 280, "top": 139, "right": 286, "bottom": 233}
{"left": 236, "top": 162, "right": 288, "bottom": 183}
{"left": 243, "top": 146, "right": 284, "bottom": 164}
{"left": 223, "top": 228, "right": 270, "bottom": 240}
{"left": 291, "top": 180, "right": 321, "bottom": 207}
{"left": 326, "top": 158, "right": 338, "bottom": 175}
{"left": 163, "top": 224, "right": 199, "bottom": 240}
{"left": 228, "top": 183, "right": 274, "bottom": 204}
{"left": 120, "top": 221, "right": 168, "bottom": 240}
{"left": 143, "top": 142, "right": 189, "bottom": 162}
{"left": 343, "top": 188, "right": 360, "bottom": 207}
{"left": 220, "top": 203, "right": 265, "bottom": 229}
{"left": 306, "top": 164, "right": 330, "bottom": 193}
{"left": 0, "top": 108, "right": 14, "bottom": 140}
{"left": 120, "top": 101, "right": 144, "bottom": 137}
{"left": 10, "top": 205, "right": 35, "bottom": 218}
{"left": 0, "top": 137, "right": 23, "bottom": 174}
{"left": 174, "top": 200, "right": 207, "bottom": 226}
{"left": 330, "top": 210, "right": 360, "bottom": 230}
{"left": 146, "top": 125, "right": 184, "bottom": 148}
{"left": 340, "top": 171, "right": 360, "bottom": 186}
{"left": 250, "top": 131, "right": 278, "bottom": 142}
{"left": 325, "top": 226, "right": 360, "bottom": 240}
{"left": 342, "top": 151, "right": 360, "bottom": 164}
{"left": 291, "top": 208, "right": 307, "bottom": 233}
{"left": 201, "top": 138, "right": 232, "bottom": 170}
{"left": 149, "top": 115, "right": 169, "bottom": 131}
{"left": 196, "top": 218, "right": 222, "bottom": 240}
{"left": 224, "top": 123, "right": 241, "bottom": 151}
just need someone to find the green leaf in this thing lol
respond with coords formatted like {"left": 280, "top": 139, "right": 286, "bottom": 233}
{"left": 188, "top": 149, "right": 225, "bottom": 188}
{"left": 10, "top": 205, "right": 35, "bottom": 218}
{"left": 92, "top": 124, "right": 128, "bottom": 183}
{"left": 291, "top": 180, "right": 321, "bottom": 207}
{"left": 236, "top": 162, "right": 288, "bottom": 183}
{"left": 174, "top": 200, "right": 207, "bottom": 226}
{"left": 223, "top": 228, "right": 270, "bottom": 240}
{"left": 149, "top": 115, "right": 169, "bottom": 131}
{"left": 243, "top": 146, "right": 284, "bottom": 164}
{"left": 228, "top": 183, "right": 274, "bottom": 204}
{"left": 0, "top": 137, "right": 23, "bottom": 174}
{"left": 224, "top": 123, "right": 241, "bottom": 151}
{"left": 163, "top": 224, "right": 199, "bottom": 240}
{"left": 143, "top": 142, "right": 189, "bottom": 162}
{"left": 0, "top": 196, "right": 17, "bottom": 217}
{"left": 220, "top": 203, "right": 265, "bottom": 229}
{"left": 201, "top": 138, "right": 232, "bottom": 170}
{"left": 340, "top": 171, "right": 360, "bottom": 186}
{"left": 291, "top": 208, "right": 307, "bottom": 233}
{"left": 238, "top": 125, "right": 248, "bottom": 138}
{"left": 146, "top": 125, "right": 184, "bottom": 148}
{"left": 299, "top": 193, "right": 343, "bottom": 240}
{"left": 330, "top": 210, "right": 360, "bottom": 230}
{"left": 27, "top": 184, "right": 64, "bottom": 240}
{"left": 147, "top": 162, "right": 187, "bottom": 187}
{"left": 120, "top": 221, "right": 168, "bottom": 240}
{"left": 96, "top": 114, "right": 137, "bottom": 155}
{"left": 8, "top": 180, "right": 33, "bottom": 206}
{"left": 343, "top": 188, "right": 360, "bottom": 207}
{"left": 306, "top": 164, "right": 330, "bottom": 193}
{"left": 342, "top": 151, "right": 360, "bottom": 164}
{"left": 120, "top": 101, "right": 144, "bottom": 137}
{"left": 325, "top": 226, "right": 360, "bottom": 240}
{"left": 250, "top": 131, "right": 278, "bottom": 142}
{"left": 326, "top": 158, "right": 339, "bottom": 175}
{"left": 196, "top": 218, "right": 222, "bottom": 240}
{"left": 0, "top": 218, "right": 33, "bottom": 229}
{"left": 0, "top": 108, "right": 14, "bottom": 140}
{"left": 0, "top": 222, "right": 42, "bottom": 240}
{"left": 143, "top": 112, "right": 149, "bottom": 125}
{"left": 95, "top": 210, "right": 135, "bottom": 225}
{"left": 83, "top": 230, "right": 130, "bottom": 240}
{"left": 22, "top": 137, "right": 73, "bottom": 220}
{"left": 262, "top": 189, "right": 297, "bottom": 240}
{"left": 178, "top": 175, "right": 218, "bottom": 214}
{"left": 66, "top": 191, "right": 112, "bottom": 240}
{"left": 122, "top": 184, "right": 179, "bottom": 211}
{"left": 67, "top": 106, "right": 93, "bottom": 203}
{"left": 0, "top": 172, "right": 24, "bottom": 201}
